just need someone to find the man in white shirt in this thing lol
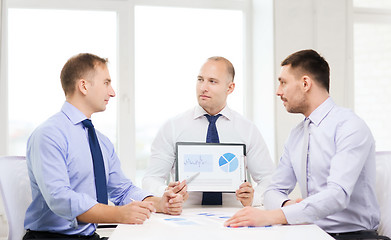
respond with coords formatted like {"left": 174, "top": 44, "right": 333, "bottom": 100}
{"left": 224, "top": 50, "right": 380, "bottom": 239}
{"left": 142, "top": 56, "right": 275, "bottom": 207}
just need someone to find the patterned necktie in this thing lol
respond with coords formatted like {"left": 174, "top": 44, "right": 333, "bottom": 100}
{"left": 300, "top": 118, "right": 310, "bottom": 198}
{"left": 82, "top": 119, "right": 108, "bottom": 204}
{"left": 202, "top": 114, "right": 223, "bottom": 205}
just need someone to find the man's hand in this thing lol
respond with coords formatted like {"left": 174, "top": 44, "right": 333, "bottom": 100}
{"left": 144, "top": 190, "right": 184, "bottom": 215}
{"left": 117, "top": 201, "right": 155, "bottom": 224}
{"left": 224, "top": 206, "right": 287, "bottom": 227}
{"left": 159, "top": 190, "right": 184, "bottom": 215}
{"left": 236, "top": 182, "right": 254, "bottom": 206}
{"left": 167, "top": 180, "right": 189, "bottom": 202}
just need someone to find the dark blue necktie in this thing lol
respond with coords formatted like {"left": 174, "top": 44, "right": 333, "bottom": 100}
{"left": 202, "top": 114, "right": 223, "bottom": 205}
{"left": 82, "top": 119, "right": 108, "bottom": 204}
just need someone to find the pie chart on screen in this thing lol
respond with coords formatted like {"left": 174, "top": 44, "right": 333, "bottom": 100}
{"left": 219, "top": 153, "right": 239, "bottom": 172}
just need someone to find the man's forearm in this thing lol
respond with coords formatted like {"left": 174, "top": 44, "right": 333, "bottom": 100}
{"left": 77, "top": 203, "right": 121, "bottom": 223}
{"left": 270, "top": 209, "right": 288, "bottom": 225}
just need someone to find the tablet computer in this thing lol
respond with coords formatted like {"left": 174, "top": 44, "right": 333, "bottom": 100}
{"left": 175, "top": 142, "right": 246, "bottom": 192}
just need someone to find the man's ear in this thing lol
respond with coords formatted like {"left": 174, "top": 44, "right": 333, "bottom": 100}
{"left": 302, "top": 76, "right": 312, "bottom": 92}
{"left": 227, "top": 82, "right": 235, "bottom": 95}
{"left": 78, "top": 79, "right": 88, "bottom": 95}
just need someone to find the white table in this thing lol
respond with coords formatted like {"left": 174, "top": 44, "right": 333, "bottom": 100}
{"left": 109, "top": 206, "right": 334, "bottom": 240}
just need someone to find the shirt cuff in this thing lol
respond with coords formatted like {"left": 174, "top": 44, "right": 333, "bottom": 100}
{"left": 282, "top": 202, "right": 316, "bottom": 225}
{"left": 281, "top": 199, "right": 291, "bottom": 207}
{"left": 264, "top": 190, "right": 289, "bottom": 210}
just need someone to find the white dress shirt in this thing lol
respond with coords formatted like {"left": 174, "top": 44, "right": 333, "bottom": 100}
{"left": 264, "top": 97, "right": 380, "bottom": 233}
{"left": 143, "top": 105, "right": 275, "bottom": 206}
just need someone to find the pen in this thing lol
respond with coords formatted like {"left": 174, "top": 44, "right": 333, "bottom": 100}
{"left": 244, "top": 155, "right": 247, "bottom": 182}
{"left": 184, "top": 172, "right": 200, "bottom": 185}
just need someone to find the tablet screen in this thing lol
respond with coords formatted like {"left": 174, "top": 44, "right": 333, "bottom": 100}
{"left": 175, "top": 142, "right": 246, "bottom": 192}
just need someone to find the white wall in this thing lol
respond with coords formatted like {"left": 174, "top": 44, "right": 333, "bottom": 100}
{"left": 0, "top": 0, "right": 9, "bottom": 238}
{"left": 0, "top": 0, "right": 6, "bottom": 156}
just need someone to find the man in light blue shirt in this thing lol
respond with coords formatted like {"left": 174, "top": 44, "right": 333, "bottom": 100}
{"left": 225, "top": 49, "right": 380, "bottom": 239}
{"left": 24, "top": 53, "right": 183, "bottom": 240}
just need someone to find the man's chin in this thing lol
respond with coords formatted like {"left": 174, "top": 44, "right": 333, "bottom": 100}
{"left": 197, "top": 100, "right": 209, "bottom": 108}
{"left": 95, "top": 107, "right": 107, "bottom": 113}
{"left": 286, "top": 107, "right": 302, "bottom": 114}
{"left": 198, "top": 102, "right": 212, "bottom": 111}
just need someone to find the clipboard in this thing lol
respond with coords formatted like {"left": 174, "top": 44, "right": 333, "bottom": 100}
{"left": 175, "top": 142, "right": 247, "bottom": 192}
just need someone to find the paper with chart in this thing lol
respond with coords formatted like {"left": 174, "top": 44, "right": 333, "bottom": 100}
{"left": 175, "top": 142, "right": 246, "bottom": 192}
{"left": 160, "top": 209, "right": 235, "bottom": 227}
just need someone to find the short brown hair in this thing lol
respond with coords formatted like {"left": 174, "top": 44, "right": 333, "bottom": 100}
{"left": 207, "top": 56, "right": 235, "bottom": 82}
{"left": 60, "top": 53, "right": 108, "bottom": 96}
{"left": 281, "top": 49, "right": 330, "bottom": 92}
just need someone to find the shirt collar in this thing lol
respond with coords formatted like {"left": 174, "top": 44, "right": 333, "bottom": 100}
{"left": 193, "top": 105, "right": 232, "bottom": 121}
{"left": 307, "top": 97, "right": 335, "bottom": 126}
{"left": 61, "top": 101, "right": 89, "bottom": 125}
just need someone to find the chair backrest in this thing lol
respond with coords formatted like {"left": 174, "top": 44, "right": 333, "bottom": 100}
{"left": 376, "top": 151, "right": 391, "bottom": 238}
{"left": 0, "top": 156, "right": 32, "bottom": 240}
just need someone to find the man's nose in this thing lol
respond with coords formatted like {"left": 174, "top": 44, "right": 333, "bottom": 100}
{"left": 109, "top": 86, "right": 116, "bottom": 97}
{"left": 200, "top": 81, "right": 208, "bottom": 92}
{"left": 276, "top": 85, "right": 282, "bottom": 96}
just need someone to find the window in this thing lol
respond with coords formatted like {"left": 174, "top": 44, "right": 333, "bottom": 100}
{"left": 354, "top": 2, "right": 391, "bottom": 151}
{"left": 7, "top": 8, "right": 117, "bottom": 155}
{"left": 134, "top": 6, "right": 244, "bottom": 184}
{"left": 2, "top": 0, "right": 249, "bottom": 182}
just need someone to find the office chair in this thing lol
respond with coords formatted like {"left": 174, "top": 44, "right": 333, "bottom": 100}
{"left": 328, "top": 152, "right": 391, "bottom": 240}
{"left": 0, "top": 156, "right": 31, "bottom": 240}
{"left": 375, "top": 151, "right": 391, "bottom": 240}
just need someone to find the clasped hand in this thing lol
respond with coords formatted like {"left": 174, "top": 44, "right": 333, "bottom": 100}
{"left": 120, "top": 189, "right": 183, "bottom": 225}
{"left": 166, "top": 180, "right": 189, "bottom": 202}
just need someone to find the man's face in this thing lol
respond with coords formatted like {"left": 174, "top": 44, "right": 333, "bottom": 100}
{"left": 85, "top": 64, "right": 115, "bottom": 114}
{"left": 196, "top": 60, "right": 235, "bottom": 115}
{"left": 276, "top": 65, "right": 307, "bottom": 114}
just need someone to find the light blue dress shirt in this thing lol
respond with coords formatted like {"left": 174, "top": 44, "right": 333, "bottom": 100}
{"left": 264, "top": 97, "right": 380, "bottom": 233}
{"left": 24, "top": 101, "right": 151, "bottom": 236}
